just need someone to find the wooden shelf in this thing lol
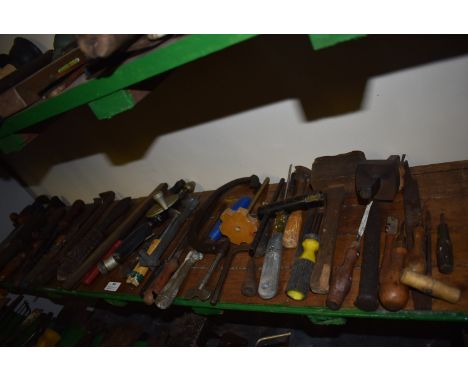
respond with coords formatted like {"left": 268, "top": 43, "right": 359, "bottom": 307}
{"left": 2, "top": 159, "right": 467, "bottom": 324}
{"left": 0, "top": 34, "right": 365, "bottom": 153}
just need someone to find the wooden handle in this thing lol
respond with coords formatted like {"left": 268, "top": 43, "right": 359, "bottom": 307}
{"left": 143, "top": 259, "right": 178, "bottom": 305}
{"left": 379, "top": 242, "right": 409, "bottom": 311}
{"left": 326, "top": 241, "right": 359, "bottom": 310}
{"left": 241, "top": 256, "right": 257, "bottom": 297}
{"left": 310, "top": 186, "right": 344, "bottom": 294}
{"left": 282, "top": 211, "right": 302, "bottom": 249}
{"left": 406, "top": 226, "right": 425, "bottom": 273}
{"left": 355, "top": 202, "right": 381, "bottom": 312}
{"left": 400, "top": 268, "right": 460, "bottom": 303}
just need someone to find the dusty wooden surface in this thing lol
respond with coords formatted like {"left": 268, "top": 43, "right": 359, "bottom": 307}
{"left": 76, "top": 160, "right": 468, "bottom": 313}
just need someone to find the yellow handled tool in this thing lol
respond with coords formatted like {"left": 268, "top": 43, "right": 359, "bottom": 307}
{"left": 286, "top": 212, "right": 323, "bottom": 301}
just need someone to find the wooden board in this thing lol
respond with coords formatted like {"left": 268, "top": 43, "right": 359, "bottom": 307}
{"left": 63, "top": 160, "right": 468, "bottom": 316}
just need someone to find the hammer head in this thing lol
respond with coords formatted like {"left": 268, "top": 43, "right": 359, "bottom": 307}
{"left": 355, "top": 155, "right": 401, "bottom": 202}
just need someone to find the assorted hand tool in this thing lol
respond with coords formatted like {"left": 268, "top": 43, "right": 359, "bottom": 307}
{"left": 0, "top": 152, "right": 462, "bottom": 318}
{"left": 436, "top": 213, "right": 453, "bottom": 274}
{"left": 326, "top": 201, "right": 373, "bottom": 310}
{"left": 378, "top": 219, "right": 409, "bottom": 311}
{"left": 282, "top": 166, "right": 312, "bottom": 249}
{"left": 241, "top": 179, "right": 286, "bottom": 297}
{"left": 354, "top": 202, "right": 382, "bottom": 311}
{"left": 400, "top": 268, "right": 460, "bottom": 304}
{"left": 220, "top": 177, "right": 269, "bottom": 245}
{"left": 402, "top": 160, "right": 432, "bottom": 310}
{"left": 309, "top": 151, "right": 365, "bottom": 294}
{"left": 155, "top": 250, "right": 204, "bottom": 309}
{"left": 286, "top": 211, "right": 323, "bottom": 301}
{"left": 257, "top": 166, "right": 292, "bottom": 300}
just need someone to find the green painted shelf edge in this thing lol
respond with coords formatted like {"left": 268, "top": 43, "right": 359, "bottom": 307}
{"left": 27, "top": 285, "right": 468, "bottom": 323}
{"left": 0, "top": 34, "right": 367, "bottom": 153}
{"left": 309, "top": 34, "right": 366, "bottom": 49}
{"left": 0, "top": 35, "right": 257, "bottom": 140}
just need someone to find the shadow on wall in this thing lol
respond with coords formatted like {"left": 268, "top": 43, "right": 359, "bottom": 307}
{"left": 6, "top": 34, "right": 468, "bottom": 185}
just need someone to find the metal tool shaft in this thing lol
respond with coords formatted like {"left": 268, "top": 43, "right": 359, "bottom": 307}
{"left": 155, "top": 250, "right": 203, "bottom": 309}
{"left": 186, "top": 251, "right": 224, "bottom": 300}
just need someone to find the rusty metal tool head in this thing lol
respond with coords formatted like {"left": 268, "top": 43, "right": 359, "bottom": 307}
{"left": 355, "top": 155, "right": 401, "bottom": 202}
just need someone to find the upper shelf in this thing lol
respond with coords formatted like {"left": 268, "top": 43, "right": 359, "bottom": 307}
{"left": 0, "top": 34, "right": 364, "bottom": 153}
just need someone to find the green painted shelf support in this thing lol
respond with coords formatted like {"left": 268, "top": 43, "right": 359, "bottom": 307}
{"left": 191, "top": 307, "right": 224, "bottom": 316}
{"left": 307, "top": 315, "right": 347, "bottom": 326}
{"left": 88, "top": 89, "right": 137, "bottom": 120}
{"left": 309, "top": 34, "right": 366, "bottom": 49}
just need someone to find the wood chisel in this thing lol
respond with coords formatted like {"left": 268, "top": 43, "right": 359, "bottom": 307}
{"left": 326, "top": 201, "right": 374, "bottom": 310}
{"left": 286, "top": 211, "right": 323, "bottom": 301}
{"left": 258, "top": 165, "right": 292, "bottom": 299}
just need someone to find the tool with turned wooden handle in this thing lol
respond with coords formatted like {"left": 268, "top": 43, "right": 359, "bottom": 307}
{"left": 400, "top": 268, "right": 460, "bottom": 303}
{"left": 379, "top": 219, "right": 409, "bottom": 311}
{"left": 326, "top": 201, "right": 373, "bottom": 310}
{"left": 354, "top": 202, "right": 382, "bottom": 311}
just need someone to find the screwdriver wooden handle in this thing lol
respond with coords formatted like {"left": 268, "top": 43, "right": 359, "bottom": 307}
{"left": 282, "top": 211, "right": 302, "bottom": 249}
{"left": 326, "top": 241, "right": 359, "bottom": 310}
{"left": 406, "top": 226, "right": 425, "bottom": 273}
{"left": 400, "top": 268, "right": 460, "bottom": 303}
{"left": 379, "top": 236, "right": 409, "bottom": 311}
{"left": 143, "top": 259, "right": 179, "bottom": 305}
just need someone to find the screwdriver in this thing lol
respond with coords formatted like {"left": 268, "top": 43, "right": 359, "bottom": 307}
{"left": 436, "top": 213, "right": 453, "bottom": 274}
{"left": 258, "top": 165, "right": 292, "bottom": 300}
{"left": 286, "top": 211, "right": 323, "bottom": 301}
{"left": 326, "top": 201, "right": 374, "bottom": 310}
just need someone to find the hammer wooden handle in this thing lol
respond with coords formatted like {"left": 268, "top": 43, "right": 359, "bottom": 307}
{"left": 400, "top": 268, "right": 460, "bottom": 303}
{"left": 282, "top": 211, "right": 302, "bottom": 249}
{"left": 379, "top": 237, "right": 409, "bottom": 311}
{"left": 326, "top": 241, "right": 359, "bottom": 310}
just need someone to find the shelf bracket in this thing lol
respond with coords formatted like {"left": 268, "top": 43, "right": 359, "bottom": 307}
{"left": 307, "top": 314, "right": 347, "bottom": 326}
